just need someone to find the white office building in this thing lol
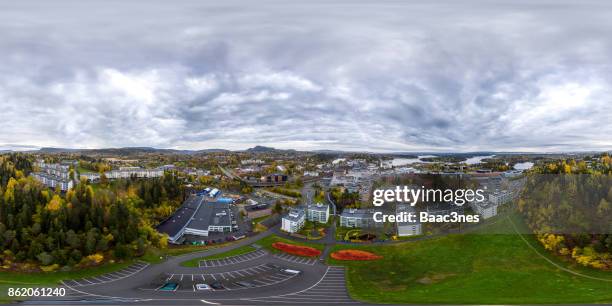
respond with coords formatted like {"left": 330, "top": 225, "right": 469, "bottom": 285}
{"left": 396, "top": 204, "right": 422, "bottom": 236}
{"left": 306, "top": 202, "right": 330, "bottom": 223}
{"left": 281, "top": 208, "right": 305, "bottom": 233}
{"left": 339, "top": 209, "right": 380, "bottom": 228}
{"left": 489, "top": 190, "right": 514, "bottom": 205}
{"left": 470, "top": 200, "right": 498, "bottom": 219}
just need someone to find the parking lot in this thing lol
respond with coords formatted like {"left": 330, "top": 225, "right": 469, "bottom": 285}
{"left": 62, "top": 261, "right": 149, "bottom": 287}
{"left": 199, "top": 249, "right": 267, "bottom": 267}
{"left": 244, "top": 266, "right": 359, "bottom": 304}
{"left": 274, "top": 253, "right": 318, "bottom": 265}
{"left": 142, "top": 263, "right": 301, "bottom": 292}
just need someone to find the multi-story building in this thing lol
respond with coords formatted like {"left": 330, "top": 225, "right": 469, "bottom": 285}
{"left": 489, "top": 190, "right": 514, "bottom": 205}
{"left": 339, "top": 209, "right": 379, "bottom": 228}
{"left": 31, "top": 160, "right": 76, "bottom": 191}
{"left": 31, "top": 172, "right": 74, "bottom": 191}
{"left": 470, "top": 200, "right": 498, "bottom": 219}
{"left": 281, "top": 208, "right": 305, "bottom": 233}
{"left": 80, "top": 172, "right": 101, "bottom": 181}
{"left": 396, "top": 204, "right": 422, "bottom": 237}
{"left": 104, "top": 167, "right": 164, "bottom": 179}
{"left": 306, "top": 202, "right": 330, "bottom": 223}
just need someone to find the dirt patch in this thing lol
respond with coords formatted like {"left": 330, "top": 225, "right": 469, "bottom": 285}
{"left": 417, "top": 273, "right": 456, "bottom": 285}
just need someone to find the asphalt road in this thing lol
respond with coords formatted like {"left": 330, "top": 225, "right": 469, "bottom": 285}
{"left": 23, "top": 229, "right": 362, "bottom": 305}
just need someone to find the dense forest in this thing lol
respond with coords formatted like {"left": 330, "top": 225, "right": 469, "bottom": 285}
{"left": 519, "top": 154, "right": 612, "bottom": 270}
{"left": 0, "top": 154, "right": 185, "bottom": 272}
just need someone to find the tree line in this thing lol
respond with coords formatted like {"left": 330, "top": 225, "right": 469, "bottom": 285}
{"left": 519, "top": 154, "right": 612, "bottom": 270}
{"left": 0, "top": 154, "right": 185, "bottom": 271}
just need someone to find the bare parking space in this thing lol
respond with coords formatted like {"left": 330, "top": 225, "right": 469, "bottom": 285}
{"left": 142, "top": 263, "right": 300, "bottom": 292}
{"left": 273, "top": 253, "right": 318, "bottom": 265}
{"left": 62, "top": 261, "right": 149, "bottom": 287}
{"left": 199, "top": 249, "right": 267, "bottom": 267}
{"left": 244, "top": 266, "right": 358, "bottom": 304}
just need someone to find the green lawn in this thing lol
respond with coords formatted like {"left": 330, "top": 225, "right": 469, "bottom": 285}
{"left": 180, "top": 245, "right": 257, "bottom": 267}
{"left": 256, "top": 234, "right": 324, "bottom": 255}
{"left": 77, "top": 166, "right": 96, "bottom": 174}
{"left": 328, "top": 216, "right": 612, "bottom": 304}
{"left": 251, "top": 215, "right": 271, "bottom": 224}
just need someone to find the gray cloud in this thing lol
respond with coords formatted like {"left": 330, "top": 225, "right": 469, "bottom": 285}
{"left": 0, "top": 0, "right": 611, "bottom": 152}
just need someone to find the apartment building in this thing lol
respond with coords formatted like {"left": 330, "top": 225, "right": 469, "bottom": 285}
{"left": 306, "top": 202, "right": 330, "bottom": 223}
{"left": 470, "top": 200, "right": 498, "bottom": 219}
{"left": 396, "top": 204, "right": 422, "bottom": 236}
{"left": 281, "top": 208, "right": 305, "bottom": 233}
{"left": 339, "top": 208, "right": 379, "bottom": 228}
{"left": 31, "top": 160, "right": 76, "bottom": 191}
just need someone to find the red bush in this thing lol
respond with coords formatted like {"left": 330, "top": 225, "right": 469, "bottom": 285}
{"left": 272, "top": 242, "right": 321, "bottom": 257}
{"left": 331, "top": 249, "right": 382, "bottom": 261}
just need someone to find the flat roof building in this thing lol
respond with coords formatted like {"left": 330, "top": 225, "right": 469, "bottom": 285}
{"left": 156, "top": 195, "right": 235, "bottom": 243}
{"left": 184, "top": 201, "right": 233, "bottom": 237}
{"left": 339, "top": 208, "right": 380, "bottom": 228}
{"left": 281, "top": 208, "right": 305, "bottom": 233}
{"left": 396, "top": 204, "right": 422, "bottom": 237}
{"left": 470, "top": 200, "right": 498, "bottom": 219}
{"left": 306, "top": 202, "right": 330, "bottom": 223}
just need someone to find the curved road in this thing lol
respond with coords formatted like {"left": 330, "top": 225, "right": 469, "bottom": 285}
{"left": 25, "top": 227, "right": 362, "bottom": 305}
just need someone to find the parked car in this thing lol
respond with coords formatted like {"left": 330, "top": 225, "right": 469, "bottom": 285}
{"left": 159, "top": 283, "right": 178, "bottom": 291}
{"left": 281, "top": 269, "right": 302, "bottom": 275}
{"left": 209, "top": 281, "right": 225, "bottom": 290}
{"left": 195, "top": 283, "right": 211, "bottom": 291}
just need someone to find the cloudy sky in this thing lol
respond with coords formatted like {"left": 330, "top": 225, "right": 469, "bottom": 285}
{"left": 1, "top": 0, "right": 611, "bottom": 152}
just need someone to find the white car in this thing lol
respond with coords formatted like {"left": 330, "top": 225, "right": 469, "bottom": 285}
{"left": 195, "top": 284, "right": 212, "bottom": 291}
{"left": 281, "top": 269, "right": 302, "bottom": 275}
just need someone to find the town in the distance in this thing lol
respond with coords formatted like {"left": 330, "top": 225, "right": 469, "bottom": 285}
{"left": 0, "top": 145, "right": 610, "bottom": 305}
{"left": 25, "top": 146, "right": 530, "bottom": 244}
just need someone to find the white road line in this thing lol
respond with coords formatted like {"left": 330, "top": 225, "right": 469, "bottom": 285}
{"left": 234, "top": 270, "right": 245, "bottom": 277}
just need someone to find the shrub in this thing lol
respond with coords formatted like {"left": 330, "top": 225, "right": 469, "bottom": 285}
{"left": 272, "top": 242, "right": 321, "bottom": 257}
{"left": 331, "top": 249, "right": 382, "bottom": 261}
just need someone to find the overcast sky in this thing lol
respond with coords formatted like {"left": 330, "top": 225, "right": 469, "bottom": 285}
{"left": 0, "top": 0, "right": 611, "bottom": 152}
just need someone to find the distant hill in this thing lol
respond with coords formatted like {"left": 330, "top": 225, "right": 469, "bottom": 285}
{"left": 38, "top": 147, "right": 81, "bottom": 153}
{"left": 245, "top": 146, "right": 298, "bottom": 153}
{"left": 246, "top": 145, "right": 277, "bottom": 152}
{"left": 197, "top": 148, "right": 230, "bottom": 153}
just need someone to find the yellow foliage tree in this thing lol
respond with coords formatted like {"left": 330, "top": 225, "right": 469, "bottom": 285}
{"left": 46, "top": 195, "right": 63, "bottom": 211}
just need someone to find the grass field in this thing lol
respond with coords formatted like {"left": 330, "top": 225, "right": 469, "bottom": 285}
{"left": 180, "top": 245, "right": 257, "bottom": 267}
{"left": 328, "top": 216, "right": 612, "bottom": 304}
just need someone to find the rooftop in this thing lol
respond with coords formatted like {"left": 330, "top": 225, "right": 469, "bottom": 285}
{"left": 283, "top": 208, "right": 305, "bottom": 222}
{"left": 307, "top": 202, "right": 329, "bottom": 212}
{"left": 187, "top": 201, "right": 232, "bottom": 229}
